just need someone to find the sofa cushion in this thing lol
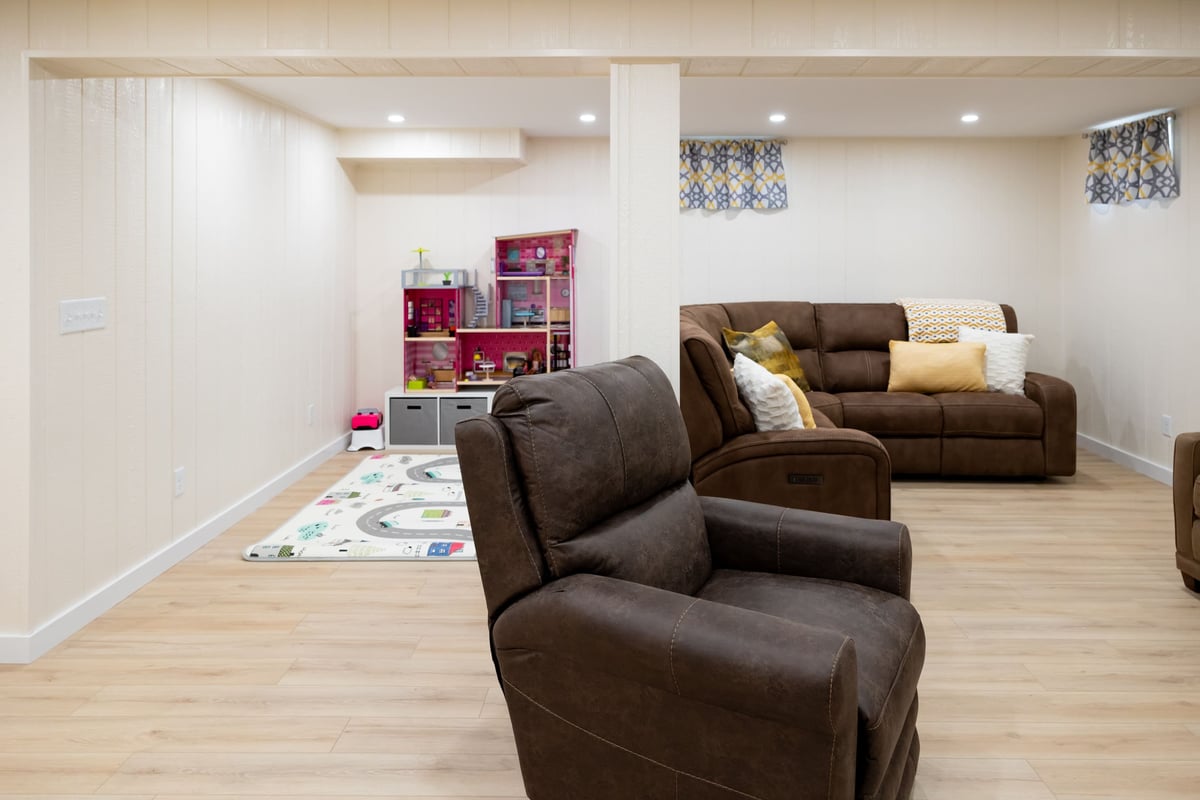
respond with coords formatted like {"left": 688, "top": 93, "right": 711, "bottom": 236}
{"left": 839, "top": 392, "right": 943, "bottom": 436}
{"left": 722, "top": 320, "right": 810, "bottom": 389}
{"left": 887, "top": 340, "right": 987, "bottom": 394}
{"left": 723, "top": 301, "right": 823, "bottom": 390}
{"left": 815, "top": 304, "right": 907, "bottom": 393}
{"left": 732, "top": 354, "right": 803, "bottom": 432}
{"left": 817, "top": 303, "right": 909, "bottom": 350}
{"left": 776, "top": 374, "right": 817, "bottom": 429}
{"left": 1193, "top": 475, "right": 1199, "bottom": 517}
{"left": 957, "top": 326, "right": 1034, "bottom": 395}
{"left": 805, "top": 391, "right": 843, "bottom": 426}
{"left": 936, "top": 392, "right": 1043, "bottom": 438}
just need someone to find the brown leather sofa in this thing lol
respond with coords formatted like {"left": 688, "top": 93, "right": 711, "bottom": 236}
{"left": 1174, "top": 432, "right": 1200, "bottom": 592}
{"left": 682, "top": 301, "right": 1077, "bottom": 483}
{"left": 456, "top": 356, "right": 925, "bottom": 800}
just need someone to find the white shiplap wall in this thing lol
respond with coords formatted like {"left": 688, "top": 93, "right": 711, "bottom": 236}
{"left": 1060, "top": 106, "right": 1200, "bottom": 474}
{"left": 26, "top": 76, "right": 356, "bottom": 632}
{"left": 680, "top": 138, "right": 1065, "bottom": 377}
{"left": 3, "top": 1, "right": 31, "bottom": 636}
{"left": 353, "top": 137, "right": 610, "bottom": 409}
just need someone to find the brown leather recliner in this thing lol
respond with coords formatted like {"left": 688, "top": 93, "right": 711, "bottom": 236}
{"left": 456, "top": 356, "right": 925, "bottom": 800}
{"left": 1174, "top": 432, "right": 1200, "bottom": 592}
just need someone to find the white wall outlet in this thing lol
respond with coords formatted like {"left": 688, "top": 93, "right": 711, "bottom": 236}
{"left": 173, "top": 466, "right": 185, "bottom": 497}
{"left": 1161, "top": 415, "right": 1173, "bottom": 438}
{"left": 307, "top": 404, "right": 316, "bottom": 426}
{"left": 59, "top": 296, "right": 107, "bottom": 334}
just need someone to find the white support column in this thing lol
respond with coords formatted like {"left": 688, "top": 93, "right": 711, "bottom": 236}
{"left": 0, "top": 1, "right": 31, "bottom": 649}
{"left": 609, "top": 61, "right": 680, "bottom": 393}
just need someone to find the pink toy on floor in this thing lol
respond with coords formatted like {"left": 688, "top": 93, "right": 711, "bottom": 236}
{"left": 352, "top": 408, "right": 383, "bottom": 430}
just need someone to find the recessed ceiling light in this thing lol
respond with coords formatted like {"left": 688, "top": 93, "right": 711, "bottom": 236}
{"left": 961, "top": 113, "right": 980, "bottom": 123}
{"left": 387, "top": 113, "right": 405, "bottom": 123}
{"left": 579, "top": 113, "right": 597, "bottom": 123}
{"left": 769, "top": 112, "right": 787, "bottom": 123}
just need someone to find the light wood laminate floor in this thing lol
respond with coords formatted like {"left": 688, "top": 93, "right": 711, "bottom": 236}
{"left": 1, "top": 448, "right": 1197, "bottom": 798}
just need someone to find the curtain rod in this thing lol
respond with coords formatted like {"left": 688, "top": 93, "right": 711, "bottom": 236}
{"left": 1080, "top": 111, "right": 1175, "bottom": 138}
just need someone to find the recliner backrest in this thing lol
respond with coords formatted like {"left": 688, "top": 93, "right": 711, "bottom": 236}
{"left": 457, "top": 356, "right": 712, "bottom": 619}
{"left": 815, "top": 303, "right": 908, "bottom": 393}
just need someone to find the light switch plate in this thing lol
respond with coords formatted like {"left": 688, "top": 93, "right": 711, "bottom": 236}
{"left": 59, "top": 297, "right": 107, "bottom": 334}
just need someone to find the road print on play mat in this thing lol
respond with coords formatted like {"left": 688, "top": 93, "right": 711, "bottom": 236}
{"left": 243, "top": 453, "right": 474, "bottom": 561}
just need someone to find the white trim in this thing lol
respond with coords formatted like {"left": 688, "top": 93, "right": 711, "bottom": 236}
{"left": 1077, "top": 433, "right": 1172, "bottom": 486}
{"left": 0, "top": 433, "right": 351, "bottom": 665}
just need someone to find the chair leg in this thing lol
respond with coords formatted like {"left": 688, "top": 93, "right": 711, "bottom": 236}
{"left": 1184, "top": 572, "right": 1200, "bottom": 593}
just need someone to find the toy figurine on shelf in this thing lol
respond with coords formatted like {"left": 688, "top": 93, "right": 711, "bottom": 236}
{"left": 528, "top": 348, "right": 546, "bottom": 374}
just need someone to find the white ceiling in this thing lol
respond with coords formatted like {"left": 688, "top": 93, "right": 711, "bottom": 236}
{"left": 228, "top": 75, "right": 1200, "bottom": 138}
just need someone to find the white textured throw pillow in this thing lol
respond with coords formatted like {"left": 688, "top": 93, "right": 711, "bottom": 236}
{"left": 732, "top": 353, "right": 803, "bottom": 431}
{"left": 957, "top": 326, "right": 1034, "bottom": 395}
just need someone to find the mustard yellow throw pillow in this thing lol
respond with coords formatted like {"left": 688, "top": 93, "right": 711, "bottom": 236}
{"left": 775, "top": 375, "right": 817, "bottom": 429}
{"left": 722, "top": 320, "right": 811, "bottom": 390}
{"left": 887, "top": 340, "right": 987, "bottom": 393}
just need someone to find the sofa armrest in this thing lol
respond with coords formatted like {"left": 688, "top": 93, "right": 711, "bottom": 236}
{"left": 702, "top": 495, "right": 912, "bottom": 599}
{"left": 1174, "top": 433, "right": 1200, "bottom": 564}
{"left": 1024, "top": 372, "right": 1077, "bottom": 476}
{"left": 492, "top": 573, "right": 857, "bottom": 734}
{"left": 691, "top": 428, "right": 892, "bottom": 520}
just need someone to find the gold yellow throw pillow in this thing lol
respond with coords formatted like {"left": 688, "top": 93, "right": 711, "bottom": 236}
{"left": 775, "top": 375, "right": 817, "bottom": 429}
{"left": 722, "top": 320, "right": 811, "bottom": 390}
{"left": 887, "top": 340, "right": 987, "bottom": 393}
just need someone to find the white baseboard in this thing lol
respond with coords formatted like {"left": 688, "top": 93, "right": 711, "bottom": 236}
{"left": 1077, "top": 433, "right": 1172, "bottom": 486}
{"left": 0, "top": 433, "right": 351, "bottom": 665}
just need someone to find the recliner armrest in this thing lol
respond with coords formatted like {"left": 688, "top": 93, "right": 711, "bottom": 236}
{"left": 492, "top": 573, "right": 858, "bottom": 734}
{"left": 702, "top": 495, "right": 912, "bottom": 599}
{"left": 1174, "top": 432, "right": 1200, "bottom": 559}
{"left": 692, "top": 428, "right": 892, "bottom": 520}
{"left": 1024, "top": 371, "right": 1077, "bottom": 476}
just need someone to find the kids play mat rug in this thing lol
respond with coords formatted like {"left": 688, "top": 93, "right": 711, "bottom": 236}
{"left": 243, "top": 453, "right": 474, "bottom": 561}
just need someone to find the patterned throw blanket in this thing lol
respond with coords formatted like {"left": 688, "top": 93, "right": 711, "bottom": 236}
{"left": 897, "top": 298, "right": 1007, "bottom": 343}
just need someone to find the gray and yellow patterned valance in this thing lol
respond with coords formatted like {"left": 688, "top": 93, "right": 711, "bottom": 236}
{"left": 1086, "top": 114, "right": 1179, "bottom": 204}
{"left": 680, "top": 139, "right": 788, "bottom": 210}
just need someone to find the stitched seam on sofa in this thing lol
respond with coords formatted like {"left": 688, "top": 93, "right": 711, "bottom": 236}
{"left": 508, "top": 382, "right": 558, "bottom": 576}
{"left": 668, "top": 599, "right": 700, "bottom": 696}
{"left": 865, "top": 622, "right": 921, "bottom": 732}
{"left": 478, "top": 420, "right": 543, "bottom": 586}
{"left": 943, "top": 429, "right": 1040, "bottom": 438}
{"left": 896, "top": 527, "right": 904, "bottom": 598}
{"left": 827, "top": 636, "right": 851, "bottom": 800}
{"left": 502, "top": 678, "right": 768, "bottom": 800}
{"left": 842, "top": 404, "right": 938, "bottom": 409}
